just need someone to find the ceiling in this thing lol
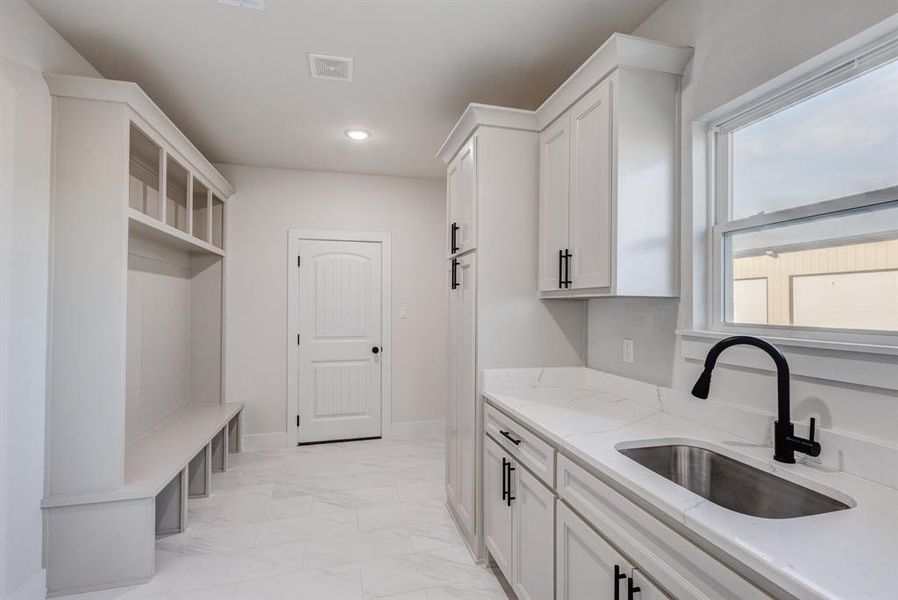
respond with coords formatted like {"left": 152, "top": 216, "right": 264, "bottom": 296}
{"left": 30, "top": 0, "right": 663, "bottom": 178}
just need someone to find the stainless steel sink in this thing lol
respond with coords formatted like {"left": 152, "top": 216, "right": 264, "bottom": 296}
{"left": 619, "top": 444, "right": 850, "bottom": 519}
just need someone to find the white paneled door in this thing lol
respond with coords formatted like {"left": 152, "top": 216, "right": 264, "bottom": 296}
{"left": 297, "top": 239, "right": 383, "bottom": 443}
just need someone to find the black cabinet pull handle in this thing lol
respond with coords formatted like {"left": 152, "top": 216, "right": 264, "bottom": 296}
{"left": 499, "top": 430, "right": 521, "bottom": 445}
{"left": 501, "top": 457, "right": 508, "bottom": 501}
{"left": 614, "top": 565, "right": 627, "bottom": 600}
{"left": 627, "top": 576, "right": 641, "bottom": 599}
{"left": 450, "top": 222, "right": 459, "bottom": 253}
{"left": 506, "top": 463, "right": 515, "bottom": 507}
{"left": 563, "top": 249, "right": 572, "bottom": 288}
{"left": 451, "top": 258, "right": 459, "bottom": 290}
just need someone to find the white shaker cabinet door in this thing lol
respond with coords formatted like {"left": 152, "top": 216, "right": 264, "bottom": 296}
{"left": 556, "top": 501, "right": 630, "bottom": 600}
{"left": 484, "top": 437, "right": 513, "bottom": 579}
{"left": 446, "top": 260, "right": 459, "bottom": 509}
{"left": 454, "top": 252, "right": 477, "bottom": 537}
{"left": 568, "top": 77, "right": 613, "bottom": 291}
{"left": 512, "top": 465, "right": 555, "bottom": 600}
{"left": 446, "top": 154, "right": 461, "bottom": 256}
{"left": 450, "top": 137, "right": 477, "bottom": 255}
{"left": 538, "top": 115, "right": 571, "bottom": 292}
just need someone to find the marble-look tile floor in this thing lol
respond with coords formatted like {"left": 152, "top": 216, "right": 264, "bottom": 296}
{"left": 56, "top": 436, "right": 513, "bottom": 600}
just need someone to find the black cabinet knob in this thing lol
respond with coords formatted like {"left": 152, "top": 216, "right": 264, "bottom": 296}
{"left": 372, "top": 346, "right": 380, "bottom": 354}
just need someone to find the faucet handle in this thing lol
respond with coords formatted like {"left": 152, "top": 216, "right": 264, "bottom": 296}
{"left": 809, "top": 417, "right": 816, "bottom": 443}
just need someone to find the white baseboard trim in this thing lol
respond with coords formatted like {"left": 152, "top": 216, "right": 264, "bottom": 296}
{"left": 241, "top": 432, "right": 287, "bottom": 450}
{"left": 384, "top": 419, "right": 445, "bottom": 441}
{"left": 6, "top": 569, "right": 46, "bottom": 600}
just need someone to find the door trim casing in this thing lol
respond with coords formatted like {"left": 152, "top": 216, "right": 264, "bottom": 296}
{"left": 286, "top": 229, "right": 392, "bottom": 447}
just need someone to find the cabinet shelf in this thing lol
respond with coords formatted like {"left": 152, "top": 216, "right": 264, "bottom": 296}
{"left": 128, "top": 208, "right": 224, "bottom": 257}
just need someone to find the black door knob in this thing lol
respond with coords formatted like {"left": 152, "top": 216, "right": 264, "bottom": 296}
{"left": 372, "top": 346, "right": 380, "bottom": 354}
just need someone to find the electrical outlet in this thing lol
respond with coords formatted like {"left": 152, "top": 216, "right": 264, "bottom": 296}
{"left": 399, "top": 305, "right": 408, "bottom": 319}
{"left": 622, "top": 339, "right": 634, "bottom": 364}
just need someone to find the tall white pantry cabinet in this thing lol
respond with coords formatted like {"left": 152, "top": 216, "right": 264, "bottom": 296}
{"left": 42, "top": 74, "right": 242, "bottom": 596}
{"left": 439, "top": 109, "right": 587, "bottom": 559}
{"left": 439, "top": 33, "right": 692, "bottom": 569}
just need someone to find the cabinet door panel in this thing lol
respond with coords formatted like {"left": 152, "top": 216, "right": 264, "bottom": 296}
{"left": 556, "top": 501, "right": 628, "bottom": 600}
{"left": 454, "top": 253, "right": 477, "bottom": 536}
{"left": 569, "top": 78, "right": 612, "bottom": 290}
{"left": 538, "top": 115, "right": 571, "bottom": 292}
{"left": 456, "top": 137, "right": 477, "bottom": 254}
{"left": 446, "top": 156, "right": 460, "bottom": 256}
{"left": 446, "top": 261, "right": 459, "bottom": 507}
{"left": 512, "top": 466, "right": 555, "bottom": 600}
{"left": 484, "top": 437, "right": 513, "bottom": 578}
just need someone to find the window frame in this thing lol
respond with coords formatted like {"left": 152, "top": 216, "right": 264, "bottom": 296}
{"left": 707, "top": 36, "right": 898, "bottom": 348}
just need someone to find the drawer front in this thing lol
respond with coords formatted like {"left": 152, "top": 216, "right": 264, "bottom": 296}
{"left": 557, "top": 455, "right": 773, "bottom": 600}
{"left": 485, "top": 403, "right": 555, "bottom": 487}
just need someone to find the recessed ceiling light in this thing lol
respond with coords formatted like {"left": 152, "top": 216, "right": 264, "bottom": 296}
{"left": 345, "top": 129, "right": 370, "bottom": 141}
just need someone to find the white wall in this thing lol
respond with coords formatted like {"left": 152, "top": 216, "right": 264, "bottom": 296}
{"left": 0, "top": 2, "right": 100, "bottom": 598}
{"left": 217, "top": 164, "right": 448, "bottom": 443}
{"left": 587, "top": 0, "right": 898, "bottom": 443}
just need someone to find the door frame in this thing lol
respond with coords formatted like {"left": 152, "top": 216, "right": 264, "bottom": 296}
{"left": 286, "top": 229, "right": 392, "bottom": 447}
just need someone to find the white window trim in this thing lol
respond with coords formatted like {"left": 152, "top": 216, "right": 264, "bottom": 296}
{"left": 678, "top": 18, "right": 898, "bottom": 390}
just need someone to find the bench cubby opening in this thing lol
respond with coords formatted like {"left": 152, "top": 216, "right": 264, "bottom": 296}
{"left": 188, "top": 445, "right": 211, "bottom": 499}
{"left": 155, "top": 469, "right": 186, "bottom": 538}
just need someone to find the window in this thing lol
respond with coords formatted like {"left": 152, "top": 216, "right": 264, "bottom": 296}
{"left": 712, "top": 42, "right": 898, "bottom": 337}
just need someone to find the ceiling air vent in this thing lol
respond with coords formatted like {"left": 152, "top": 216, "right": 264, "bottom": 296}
{"left": 218, "top": 0, "right": 265, "bottom": 10}
{"left": 308, "top": 54, "right": 354, "bottom": 83}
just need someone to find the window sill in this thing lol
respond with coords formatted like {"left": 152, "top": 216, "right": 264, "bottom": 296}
{"left": 677, "top": 329, "right": 898, "bottom": 391}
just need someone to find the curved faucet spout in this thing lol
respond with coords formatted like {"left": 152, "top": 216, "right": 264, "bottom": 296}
{"left": 689, "top": 335, "right": 819, "bottom": 464}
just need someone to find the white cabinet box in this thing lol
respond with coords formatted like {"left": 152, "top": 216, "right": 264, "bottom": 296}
{"left": 539, "top": 68, "right": 681, "bottom": 298}
{"left": 440, "top": 118, "right": 586, "bottom": 560}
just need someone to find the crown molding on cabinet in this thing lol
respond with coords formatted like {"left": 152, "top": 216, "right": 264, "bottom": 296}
{"left": 437, "top": 33, "right": 693, "bottom": 164}
{"left": 44, "top": 73, "right": 235, "bottom": 199}
{"left": 535, "top": 33, "right": 692, "bottom": 130}
{"left": 437, "top": 103, "right": 538, "bottom": 164}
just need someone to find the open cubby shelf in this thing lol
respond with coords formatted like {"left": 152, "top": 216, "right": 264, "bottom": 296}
{"left": 128, "top": 208, "right": 224, "bottom": 257}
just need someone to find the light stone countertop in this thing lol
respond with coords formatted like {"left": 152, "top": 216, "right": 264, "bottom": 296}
{"left": 482, "top": 368, "right": 898, "bottom": 600}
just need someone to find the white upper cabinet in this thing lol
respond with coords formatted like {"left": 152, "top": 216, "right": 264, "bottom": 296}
{"left": 568, "top": 79, "right": 612, "bottom": 291}
{"left": 448, "top": 136, "right": 476, "bottom": 256}
{"left": 538, "top": 66, "right": 684, "bottom": 298}
{"left": 538, "top": 116, "right": 571, "bottom": 292}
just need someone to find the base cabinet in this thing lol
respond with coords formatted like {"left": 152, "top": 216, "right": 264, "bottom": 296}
{"left": 512, "top": 464, "right": 555, "bottom": 600}
{"left": 557, "top": 501, "right": 668, "bottom": 600}
{"left": 485, "top": 436, "right": 555, "bottom": 600}
{"left": 484, "top": 436, "right": 513, "bottom": 575}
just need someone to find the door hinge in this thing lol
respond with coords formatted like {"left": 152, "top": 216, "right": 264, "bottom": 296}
{"left": 297, "top": 255, "right": 301, "bottom": 267}
{"left": 296, "top": 415, "right": 301, "bottom": 427}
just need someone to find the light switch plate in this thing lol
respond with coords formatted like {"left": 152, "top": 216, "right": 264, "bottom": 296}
{"left": 622, "top": 339, "right": 634, "bottom": 364}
